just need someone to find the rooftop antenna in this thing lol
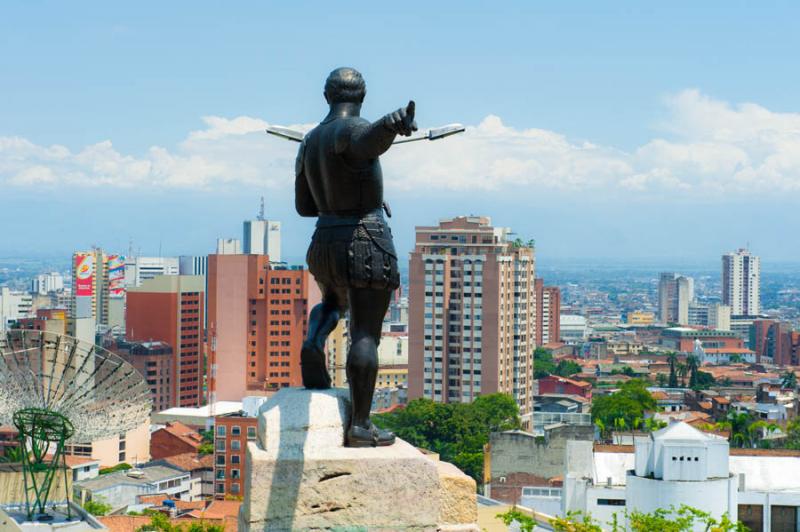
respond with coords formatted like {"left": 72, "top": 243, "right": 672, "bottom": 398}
{"left": 258, "top": 196, "right": 265, "bottom": 221}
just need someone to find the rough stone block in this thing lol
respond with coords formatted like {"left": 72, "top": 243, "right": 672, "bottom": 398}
{"left": 239, "top": 388, "right": 479, "bottom": 531}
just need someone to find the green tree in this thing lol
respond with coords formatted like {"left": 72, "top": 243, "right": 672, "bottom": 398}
{"left": 533, "top": 347, "right": 556, "bottom": 378}
{"left": 555, "top": 359, "right": 582, "bottom": 377}
{"left": 692, "top": 370, "right": 715, "bottom": 390}
{"left": 686, "top": 355, "right": 699, "bottom": 389}
{"left": 198, "top": 442, "right": 214, "bottom": 455}
{"left": 135, "top": 510, "right": 224, "bottom": 532}
{"left": 0, "top": 446, "right": 25, "bottom": 463}
{"left": 784, "top": 418, "right": 800, "bottom": 450}
{"left": 667, "top": 352, "right": 679, "bottom": 388}
{"left": 83, "top": 497, "right": 112, "bottom": 516}
{"left": 592, "top": 380, "right": 657, "bottom": 431}
{"left": 100, "top": 463, "right": 132, "bottom": 475}
{"left": 656, "top": 373, "right": 668, "bottom": 387}
{"left": 498, "top": 505, "right": 747, "bottom": 532}
{"left": 373, "top": 393, "right": 520, "bottom": 484}
{"left": 676, "top": 363, "right": 688, "bottom": 387}
{"left": 782, "top": 371, "right": 798, "bottom": 390}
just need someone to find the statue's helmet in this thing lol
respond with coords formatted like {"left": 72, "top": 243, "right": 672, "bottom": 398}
{"left": 324, "top": 67, "right": 366, "bottom": 104}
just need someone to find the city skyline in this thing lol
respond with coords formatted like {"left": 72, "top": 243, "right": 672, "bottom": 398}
{"left": 3, "top": 3, "right": 800, "bottom": 261}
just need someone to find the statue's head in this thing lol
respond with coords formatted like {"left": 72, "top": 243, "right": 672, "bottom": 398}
{"left": 324, "top": 67, "right": 366, "bottom": 105}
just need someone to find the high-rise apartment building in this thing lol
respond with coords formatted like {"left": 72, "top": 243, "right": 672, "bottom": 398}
{"left": 126, "top": 275, "right": 205, "bottom": 407}
{"left": 243, "top": 220, "right": 282, "bottom": 262}
{"left": 658, "top": 273, "right": 694, "bottom": 325}
{"left": 408, "top": 216, "right": 535, "bottom": 422}
{"left": 722, "top": 249, "right": 760, "bottom": 316}
{"left": 534, "top": 279, "right": 561, "bottom": 346}
{"left": 207, "top": 255, "right": 318, "bottom": 401}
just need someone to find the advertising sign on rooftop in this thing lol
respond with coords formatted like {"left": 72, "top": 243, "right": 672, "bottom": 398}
{"left": 74, "top": 253, "right": 94, "bottom": 297}
{"left": 107, "top": 255, "right": 126, "bottom": 298}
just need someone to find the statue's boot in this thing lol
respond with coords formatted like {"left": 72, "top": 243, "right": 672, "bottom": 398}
{"left": 346, "top": 422, "right": 396, "bottom": 447}
{"left": 301, "top": 341, "right": 332, "bottom": 389}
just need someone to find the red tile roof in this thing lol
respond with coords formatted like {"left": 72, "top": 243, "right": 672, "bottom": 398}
{"left": 160, "top": 422, "right": 203, "bottom": 448}
{"left": 160, "top": 452, "right": 213, "bottom": 472}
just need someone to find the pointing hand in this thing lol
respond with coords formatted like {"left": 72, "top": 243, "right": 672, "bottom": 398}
{"left": 384, "top": 100, "right": 418, "bottom": 137}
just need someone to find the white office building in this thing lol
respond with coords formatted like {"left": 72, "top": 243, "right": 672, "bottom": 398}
{"left": 124, "top": 256, "right": 179, "bottom": 288}
{"left": 0, "top": 287, "right": 33, "bottom": 330}
{"left": 31, "top": 272, "right": 65, "bottom": 294}
{"left": 723, "top": 249, "right": 760, "bottom": 316}
{"left": 560, "top": 315, "right": 589, "bottom": 342}
{"left": 243, "top": 219, "right": 282, "bottom": 262}
{"left": 688, "top": 302, "right": 732, "bottom": 331}
{"left": 216, "top": 238, "right": 241, "bottom": 255}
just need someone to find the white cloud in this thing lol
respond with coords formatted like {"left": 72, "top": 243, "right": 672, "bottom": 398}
{"left": 2, "top": 90, "right": 800, "bottom": 196}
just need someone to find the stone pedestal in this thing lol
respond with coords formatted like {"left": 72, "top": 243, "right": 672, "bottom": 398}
{"left": 239, "top": 388, "right": 479, "bottom": 531}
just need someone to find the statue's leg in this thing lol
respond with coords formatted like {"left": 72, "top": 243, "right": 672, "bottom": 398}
{"left": 345, "top": 287, "right": 395, "bottom": 446}
{"left": 302, "top": 283, "right": 346, "bottom": 389}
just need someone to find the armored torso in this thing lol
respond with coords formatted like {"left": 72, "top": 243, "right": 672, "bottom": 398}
{"left": 300, "top": 116, "right": 384, "bottom": 216}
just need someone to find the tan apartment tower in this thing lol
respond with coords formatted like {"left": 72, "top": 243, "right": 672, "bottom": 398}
{"left": 408, "top": 216, "right": 536, "bottom": 424}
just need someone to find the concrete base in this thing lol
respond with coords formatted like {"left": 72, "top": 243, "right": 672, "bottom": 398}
{"left": 239, "top": 388, "right": 478, "bottom": 531}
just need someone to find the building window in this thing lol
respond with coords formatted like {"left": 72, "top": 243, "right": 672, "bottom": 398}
{"left": 216, "top": 455, "right": 225, "bottom": 466}
{"left": 230, "top": 483, "right": 240, "bottom": 494}
{"left": 232, "top": 426, "right": 241, "bottom": 436}
{"left": 231, "top": 469, "right": 240, "bottom": 480}
{"left": 597, "top": 499, "right": 625, "bottom": 506}
{"left": 247, "top": 426, "right": 256, "bottom": 439}
{"left": 215, "top": 483, "right": 225, "bottom": 494}
{"left": 231, "top": 440, "right": 241, "bottom": 451}
{"left": 217, "top": 425, "right": 226, "bottom": 437}
{"left": 231, "top": 455, "right": 240, "bottom": 464}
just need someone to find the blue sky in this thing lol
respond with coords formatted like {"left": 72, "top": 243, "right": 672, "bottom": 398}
{"left": 2, "top": 2, "right": 800, "bottom": 264}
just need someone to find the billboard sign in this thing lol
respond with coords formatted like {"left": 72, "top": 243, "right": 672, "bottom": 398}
{"left": 107, "top": 255, "right": 126, "bottom": 298}
{"left": 74, "top": 253, "right": 95, "bottom": 297}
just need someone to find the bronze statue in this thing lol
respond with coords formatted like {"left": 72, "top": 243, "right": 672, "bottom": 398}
{"left": 295, "top": 67, "right": 416, "bottom": 447}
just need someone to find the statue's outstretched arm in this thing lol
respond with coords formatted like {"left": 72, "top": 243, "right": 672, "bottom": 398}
{"left": 346, "top": 101, "right": 417, "bottom": 160}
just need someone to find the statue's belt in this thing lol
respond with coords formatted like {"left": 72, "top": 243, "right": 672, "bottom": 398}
{"left": 314, "top": 209, "right": 397, "bottom": 260}
{"left": 315, "top": 208, "right": 386, "bottom": 228}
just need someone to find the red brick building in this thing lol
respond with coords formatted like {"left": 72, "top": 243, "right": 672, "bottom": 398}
{"left": 126, "top": 275, "right": 205, "bottom": 407}
{"left": 150, "top": 421, "right": 203, "bottom": 460}
{"left": 537, "top": 375, "right": 592, "bottom": 399}
{"left": 114, "top": 340, "right": 174, "bottom": 412}
{"left": 752, "top": 319, "right": 800, "bottom": 366}
{"left": 660, "top": 327, "right": 743, "bottom": 352}
{"left": 535, "top": 279, "right": 561, "bottom": 346}
{"left": 213, "top": 413, "right": 258, "bottom": 499}
{"left": 207, "top": 255, "right": 319, "bottom": 402}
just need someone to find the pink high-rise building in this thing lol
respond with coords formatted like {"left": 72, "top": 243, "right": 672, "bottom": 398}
{"left": 207, "top": 254, "right": 320, "bottom": 402}
{"left": 408, "top": 216, "right": 536, "bottom": 424}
